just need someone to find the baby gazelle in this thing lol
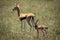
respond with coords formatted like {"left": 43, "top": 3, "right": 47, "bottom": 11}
{"left": 35, "top": 19, "right": 48, "bottom": 31}
{"left": 34, "top": 19, "right": 48, "bottom": 38}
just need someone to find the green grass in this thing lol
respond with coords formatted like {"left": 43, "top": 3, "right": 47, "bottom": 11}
{"left": 0, "top": 0, "right": 60, "bottom": 40}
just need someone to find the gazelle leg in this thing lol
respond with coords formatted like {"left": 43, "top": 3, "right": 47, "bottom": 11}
{"left": 42, "top": 29, "right": 48, "bottom": 40}
{"left": 44, "top": 29, "right": 48, "bottom": 40}
{"left": 30, "top": 17, "right": 35, "bottom": 31}
{"left": 23, "top": 19, "right": 26, "bottom": 32}
{"left": 37, "top": 29, "right": 39, "bottom": 38}
{"left": 29, "top": 24, "right": 32, "bottom": 32}
{"left": 21, "top": 20, "right": 25, "bottom": 32}
{"left": 41, "top": 30, "right": 45, "bottom": 37}
{"left": 26, "top": 17, "right": 32, "bottom": 32}
{"left": 22, "top": 20, "right": 26, "bottom": 32}
{"left": 28, "top": 17, "right": 32, "bottom": 32}
{"left": 21, "top": 20, "right": 23, "bottom": 32}
{"left": 41, "top": 30, "right": 46, "bottom": 40}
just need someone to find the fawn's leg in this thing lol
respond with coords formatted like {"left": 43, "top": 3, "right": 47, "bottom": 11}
{"left": 37, "top": 29, "right": 39, "bottom": 38}
{"left": 43, "top": 29, "right": 48, "bottom": 40}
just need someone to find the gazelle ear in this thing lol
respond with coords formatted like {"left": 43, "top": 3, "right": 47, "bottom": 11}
{"left": 16, "top": 3, "right": 19, "bottom": 7}
{"left": 14, "top": 3, "right": 16, "bottom": 7}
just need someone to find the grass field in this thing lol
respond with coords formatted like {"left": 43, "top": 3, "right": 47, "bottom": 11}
{"left": 0, "top": 0, "right": 60, "bottom": 40}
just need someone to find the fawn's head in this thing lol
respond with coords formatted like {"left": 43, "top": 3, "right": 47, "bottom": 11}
{"left": 34, "top": 19, "right": 39, "bottom": 28}
{"left": 35, "top": 19, "right": 39, "bottom": 25}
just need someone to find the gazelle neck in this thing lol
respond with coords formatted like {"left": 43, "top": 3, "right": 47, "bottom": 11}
{"left": 17, "top": 7, "right": 21, "bottom": 17}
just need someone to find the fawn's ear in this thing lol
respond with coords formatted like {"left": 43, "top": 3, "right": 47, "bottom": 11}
{"left": 35, "top": 19, "right": 39, "bottom": 24}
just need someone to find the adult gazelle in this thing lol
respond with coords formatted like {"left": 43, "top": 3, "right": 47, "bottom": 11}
{"left": 13, "top": 4, "right": 35, "bottom": 32}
